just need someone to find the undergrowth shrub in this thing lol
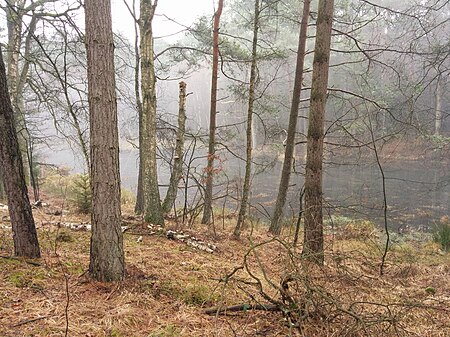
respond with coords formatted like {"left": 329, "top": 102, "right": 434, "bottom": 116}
{"left": 433, "top": 222, "right": 450, "bottom": 252}
{"left": 71, "top": 174, "right": 91, "bottom": 214}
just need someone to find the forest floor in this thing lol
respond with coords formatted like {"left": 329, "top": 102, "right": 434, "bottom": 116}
{"left": 0, "top": 199, "right": 449, "bottom": 337}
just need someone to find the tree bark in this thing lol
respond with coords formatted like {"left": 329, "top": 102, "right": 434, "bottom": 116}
{"left": 302, "top": 0, "right": 334, "bottom": 265}
{"left": 132, "top": 0, "right": 144, "bottom": 215}
{"left": 0, "top": 45, "right": 40, "bottom": 258}
{"left": 233, "top": 0, "right": 260, "bottom": 238}
{"left": 162, "top": 81, "right": 187, "bottom": 214}
{"left": 201, "top": 0, "right": 224, "bottom": 225}
{"left": 0, "top": 171, "right": 4, "bottom": 201}
{"left": 140, "top": 0, "right": 164, "bottom": 225}
{"left": 269, "top": 0, "right": 311, "bottom": 235}
{"left": 85, "top": 0, "right": 125, "bottom": 281}
{"left": 5, "top": 1, "right": 30, "bottom": 181}
{"left": 435, "top": 74, "right": 443, "bottom": 136}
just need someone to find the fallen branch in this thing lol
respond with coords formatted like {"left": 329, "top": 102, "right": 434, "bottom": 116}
{"left": 39, "top": 221, "right": 129, "bottom": 233}
{"left": 166, "top": 229, "right": 217, "bottom": 253}
{"left": 127, "top": 224, "right": 218, "bottom": 253}
{"left": 12, "top": 316, "right": 48, "bottom": 327}
{"left": 204, "top": 303, "right": 279, "bottom": 315}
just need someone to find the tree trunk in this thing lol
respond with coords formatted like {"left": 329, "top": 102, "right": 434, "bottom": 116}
{"left": 85, "top": 0, "right": 125, "bottom": 281}
{"left": 133, "top": 4, "right": 144, "bottom": 215}
{"left": 201, "top": 0, "right": 224, "bottom": 225}
{"left": 162, "top": 81, "right": 187, "bottom": 214}
{"left": 5, "top": 1, "right": 30, "bottom": 181}
{"left": 135, "top": 160, "right": 144, "bottom": 214}
{"left": 140, "top": 0, "right": 164, "bottom": 225}
{"left": 134, "top": 86, "right": 144, "bottom": 216}
{"left": 5, "top": 1, "right": 23, "bottom": 101}
{"left": 0, "top": 171, "right": 4, "bottom": 200}
{"left": 302, "top": 0, "right": 334, "bottom": 265}
{"left": 0, "top": 45, "right": 40, "bottom": 258}
{"left": 269, "top": 0, "right": 311, "bottom": 235}
{"left": 233, "top": 0, "right": 260, "bottom": 238}
{"left": 435, "top": 74, "right": 443, "bottom": 136}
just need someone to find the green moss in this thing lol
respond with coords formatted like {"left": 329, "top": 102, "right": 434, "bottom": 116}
{"left": 8, "top": 272, "right": 30, "bottom": 288}
{"left": 110, "top": 328, "right": 124, "bottom": 337}
{"left": 143, "top": 279, "right": 180, "bottom": 299}
{"left": 425, "top": 287, "right": 436, "bottom": 295}
{"left": 150, "top": 324, "right": 181, "bottom": 337}
{"left": 181, "top": 283, "right": 220, "bottom": 306}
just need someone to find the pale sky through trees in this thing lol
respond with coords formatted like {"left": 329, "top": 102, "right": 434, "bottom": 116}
{"left": 0, "top": 0, "right": 214, "bottom": 42}
{"left": 112, "top": 0, "right": 214, "bottom": 41}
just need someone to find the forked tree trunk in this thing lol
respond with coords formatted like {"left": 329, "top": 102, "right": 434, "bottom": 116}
{"left": 269, "top": 0, "right": 311, "bottom": 235}
{"left": 233, "top": 0, "right": 260, "bottom": 238}
{"left": 0, "top": 45, "right": 40, "bottom": 258}
{"left": 140, "top": 0, "right": 164, "bottom": 225}
{"left": 162, "top": 81, "right": 187, "bottom": 214}
{"left": 85, "top": 0, "right": 125, "bottom": 281}
{"left": 201, "top": 0, "right": 224, "bottom": 225}
{"left": 302, "top": 0, "right": 335, "bottom": 265}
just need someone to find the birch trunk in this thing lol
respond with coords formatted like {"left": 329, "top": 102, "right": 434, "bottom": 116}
{"left": 435, "top": 75, "right": 443, "bottom": 136}
{"left": 162, "top": 81, "right": 187, "bottom": 214}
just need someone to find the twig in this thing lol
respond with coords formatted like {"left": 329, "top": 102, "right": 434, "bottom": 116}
{"left": 12, "top": 316, "right": 48, "bottom": 327}
{"left": 106, "top": 284, "right": 120, "bottom": 301}
{"left": 367, "top": 110, "right": 390, "bottom": 276}
{"left": 63, "top": 269, "right": 69, "bottom": 337}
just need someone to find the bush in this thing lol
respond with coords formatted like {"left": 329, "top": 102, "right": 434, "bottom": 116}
{"left": 433, "top": 223, "right": 450, "bottom": 252}
{"left": 71, "top": 174, "right": 91, "bottom": 214}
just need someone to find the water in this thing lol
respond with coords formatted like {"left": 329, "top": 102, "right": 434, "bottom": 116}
{"left": 49, "top": 145, "right": 450, "bottom": 231}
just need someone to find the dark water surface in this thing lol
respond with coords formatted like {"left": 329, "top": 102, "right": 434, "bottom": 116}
{"left": 120, "top": 148, "right": 450, "bottom": 230}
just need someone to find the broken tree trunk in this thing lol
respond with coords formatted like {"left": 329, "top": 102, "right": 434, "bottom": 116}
{"left": 162, "top": 81, "right": 187, "bottom": 214}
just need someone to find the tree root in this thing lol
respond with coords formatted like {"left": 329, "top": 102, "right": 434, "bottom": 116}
{"left": 0, "top": 255, "right": 41, "bottom": 266}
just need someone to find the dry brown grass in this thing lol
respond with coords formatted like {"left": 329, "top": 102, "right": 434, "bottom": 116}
{"left": 0, "top": 204, "right": 449, "bottom": 337}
